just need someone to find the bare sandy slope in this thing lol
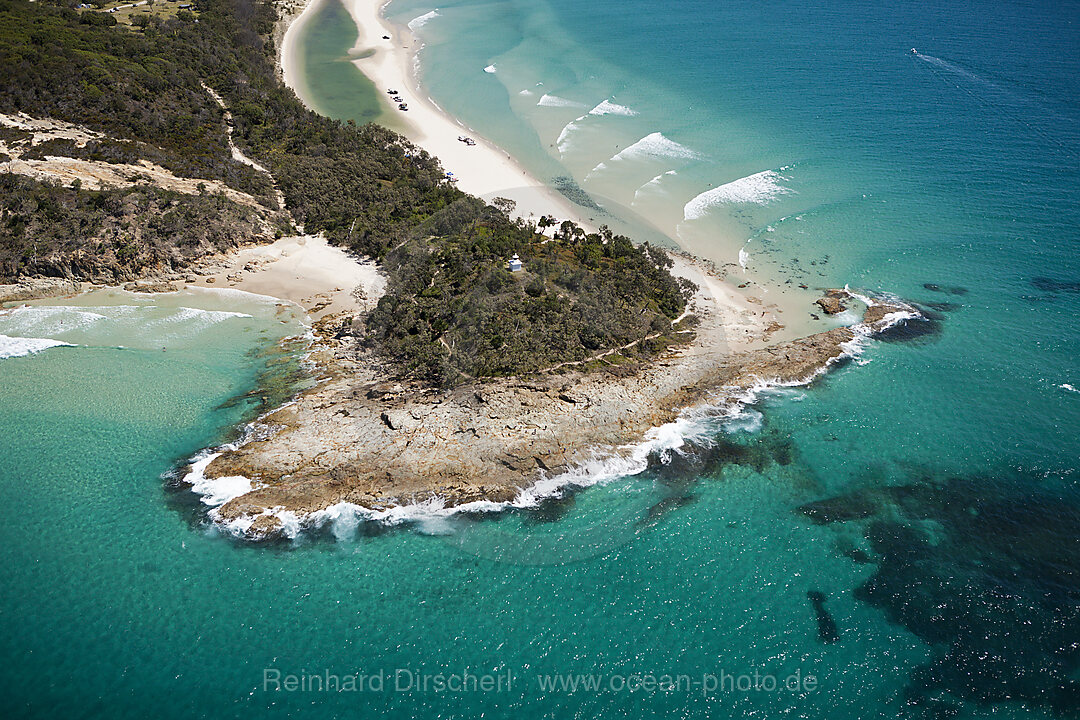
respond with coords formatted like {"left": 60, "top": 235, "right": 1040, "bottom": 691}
{"left": 0, "top": 112, "right": 271, "bottom": 210}
{"left": 184, "top": 234, "right": 385, "bottom": 321}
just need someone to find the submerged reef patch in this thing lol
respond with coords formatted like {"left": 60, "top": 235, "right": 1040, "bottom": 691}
{"left": 1030, "top": 277, "right": 1080, "bottom": 295}
{"left": 797, "top": 473, "right": 1080, "bottom": 715}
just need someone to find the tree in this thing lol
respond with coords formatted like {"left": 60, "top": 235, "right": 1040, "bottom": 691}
{"left": 491, "top": 197, "right": 516, "bottom": 216}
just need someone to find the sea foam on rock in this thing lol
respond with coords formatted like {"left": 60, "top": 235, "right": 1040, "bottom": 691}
{"left": 198, "top": 287, "right": 918, "bottom": 540}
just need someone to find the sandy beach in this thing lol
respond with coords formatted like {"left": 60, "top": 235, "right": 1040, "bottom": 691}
{"left": 184, "top": 234, "right": 385, "bottom": 322}
{"left": 278, "top": 0, "right": 594, "bottom": 228}
{"left": 272, "top": 0, "right": 819, "bottom": 343}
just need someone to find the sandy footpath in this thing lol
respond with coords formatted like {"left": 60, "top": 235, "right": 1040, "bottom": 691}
{"left": 278, "top": 0, "right": 593, "bottom": 227}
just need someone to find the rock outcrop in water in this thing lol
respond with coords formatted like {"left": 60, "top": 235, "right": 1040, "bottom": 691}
{"left": 815, "top": 289, "right": 849, "bottom": 315}
{"left": 203, "top": 285, "right": 914, "bottom": 538}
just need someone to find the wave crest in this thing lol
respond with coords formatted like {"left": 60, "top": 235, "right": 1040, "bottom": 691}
{"left": 632, "top": 170, "right": 678, "bottom": 205}
{"left": 407, "top": 9, "right": 439, "bottom": 32}
{"left": 588, "top": 133, "right": 700, "bottom": 179}
{"left": 555, "top": 115, "right": 587, "bottom": 155}
{"left": 589, "top": 99, "right": 639, "bottom": 117}
{"left": 537, "top": 94, "right": 587, "bottom": 109}
{"left": 0, "top": 333, "right": 72, "bottom": 359}
{"left": 683, "top": 170, "right": 793, "bottom": 220}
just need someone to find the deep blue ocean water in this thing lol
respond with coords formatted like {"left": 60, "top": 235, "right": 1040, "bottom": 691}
{"left": 1, "top": 0, "right": 1079, "bottom": 717}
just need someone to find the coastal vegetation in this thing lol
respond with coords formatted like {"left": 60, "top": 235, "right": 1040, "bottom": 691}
{"left": 369, "top": 201, "right": 692, "bottom": 383}
{"left": 0, "top": 173, "right": 283, "bottom": 281}
{"left": 0, "top": 0, "right": 692, "bottom": 384}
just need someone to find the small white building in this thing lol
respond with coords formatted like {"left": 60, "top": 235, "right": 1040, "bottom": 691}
{"left": 508, "top": 253, "right": 523, "bottom": 272}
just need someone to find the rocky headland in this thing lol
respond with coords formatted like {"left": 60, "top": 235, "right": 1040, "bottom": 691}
{"left": 200, "top": 264, "right": 914, "bottom": 539}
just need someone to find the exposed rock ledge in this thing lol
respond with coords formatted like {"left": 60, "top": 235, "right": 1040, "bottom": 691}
{"left": 202, "top": 277, "right": 912, "bottom": 539}
{"left": 0, "top": 277, "right": 85, "bottom": 303}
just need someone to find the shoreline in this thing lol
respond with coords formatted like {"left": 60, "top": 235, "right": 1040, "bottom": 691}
{"left": 0, "top": 2, "right": 915, "bottom": 541}
{"left": 277, "top": 0, "right": 827, "bottom": 343}
{"left": 278, "top": 0, "right": 596, "bottom": 228}
{"left": 0, "top": 233, "right": 384, "bottom": 326}
{"left": 198, "top": 272, "right": 915, "bottom": 539}
{"left": 274, "top": 0, "right": 321, "bottom": 116}
{"left": 182, "top": 234, "right": 385, "bottom": 322}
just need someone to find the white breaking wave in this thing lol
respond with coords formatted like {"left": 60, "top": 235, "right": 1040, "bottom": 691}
{"left": 407, "top": 9, "right": 439, "bottom": 32}
{"left": 738, "top": 248, "right": 750, "bottom": 268}
{"left": 683, "top": 170, "right": 793, "bottom": 221}
{"left": 186, "top": 285, "right": 284, "bottom": 307}
{"left": 171, "top": 307, "right": 252, "bottom": 323}
{"left": 632, "top": 170, "right": 677, "bottom": 205}
{"left": 841, "top": 288, "right": 923, "bottom": 365}
{"left": 0, "top": 302, "right": 250, "bottom": 338}
{"left": 721, "top": 407, "right": 763, "bottom": 434}
{"left": 1061, "top": 384, "right": 1079, "bottom": 393}
{"left": 555, "top": 115, "right": 587, "bottom": 154}
{"left": 182, "top": 452, "right": 253, "bottom": 508}
{"left": 0, "top": 305, "right": 109, "bottom": 337}
{"left": 611, "top": 132, "right": 700, "bottom": 162}
{"left": 483, "top": 64, "right": 496, "bottom": 74}
{"left": 518, "top": 89, "right": 534, "bottom": 96}
{"left": 589, "top": 99, "right": 639, "bottom": 117}
{"left": 0, "top": 334, "right": 72, "bottom": 359}
{"left": 537, "top": 94, "right": 587, "bottom": 109}
{"left": 515, "top": 417, "right": 705, "bottom": 507}
{"left": 142, "top": 306, "right": 253, "bottom": 340}
{"left": 588, "top": 132, "right": 701, "bottom": 178}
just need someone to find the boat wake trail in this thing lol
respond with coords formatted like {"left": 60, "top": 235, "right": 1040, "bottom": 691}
{"left": 911, "top": 50, "right": 1079, "bottom": 160}
{"left": 913, "top": 52, "right": 996, "bottom": 88}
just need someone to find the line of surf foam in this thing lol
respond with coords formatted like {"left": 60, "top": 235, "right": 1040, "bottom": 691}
{"left": 211, "top": 296, "right": 929, "bottom": 540}
{"left": 587, "top": 132, "right": 701, "bottom": 179}
{"left": 181, "top": 451, "right": 254, "bottom": 508}
{"left": 0, "top": 334, "right": 73, "bottom": 359}
{"left": 0, "top": 306, "right": 110, "bottom": 336}
{"left": 683, "top": 169, "right": 793, "bottom": 221}
{"left": 537, "top": 93, "right": 587, "bottom": 109}
{"left": 555, "top": 115, "right": 587, "bottom": 155}
{"left": 632, "top": 170, "right": 678, "bottom": 205}
{"left": 588, "top": 99, "right": 638, "bottom": 117}
{"left": 407, "top": 9, "right": 439, "bottom": 32}
{"left": 556, "top": 99, "right": 641, "bottom": 156}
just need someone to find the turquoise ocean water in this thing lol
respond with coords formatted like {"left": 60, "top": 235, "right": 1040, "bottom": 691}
{"left": 2, "top": 0, "right": 1079, "bottom": 717}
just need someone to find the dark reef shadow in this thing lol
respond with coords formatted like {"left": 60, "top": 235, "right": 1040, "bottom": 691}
{"left": 795, "top": 470, "right": 1080, "bottom": 716}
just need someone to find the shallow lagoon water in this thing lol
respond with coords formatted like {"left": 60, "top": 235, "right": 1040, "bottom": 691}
{"left": 291, "top": 0, "right": 395, "bottom": 127}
